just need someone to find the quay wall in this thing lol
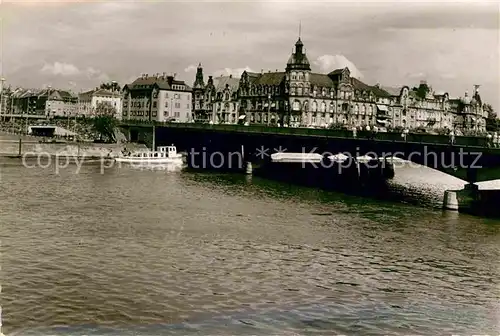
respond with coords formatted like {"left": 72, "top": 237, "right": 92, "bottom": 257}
{"left": 0, "top": 140, "right": 147, "bottom": 158}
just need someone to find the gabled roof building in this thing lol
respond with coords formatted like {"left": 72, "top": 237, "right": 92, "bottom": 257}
{"left": 192, "top": 34, "right": 487, "bottom": 133}
{"left": 123, "top": 73, "right": 192, "bottom": 122}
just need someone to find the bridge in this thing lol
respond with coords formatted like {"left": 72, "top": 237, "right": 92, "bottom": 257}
{"left": 119, "top": 121, "right": 500, "bottom": 183}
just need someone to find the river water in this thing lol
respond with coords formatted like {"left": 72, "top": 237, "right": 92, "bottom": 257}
{"left": 0, "top": 159, "right": 499, "bottom": 335}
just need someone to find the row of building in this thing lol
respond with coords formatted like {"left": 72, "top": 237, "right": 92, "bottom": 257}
{"left": 0, "top": 85, "right": 122, "bottom": 120}
{"left": 0, "top": 35, "right": 489, "bottom": 133}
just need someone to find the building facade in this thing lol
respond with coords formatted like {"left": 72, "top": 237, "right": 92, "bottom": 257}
{"left": 6, "top": 88, "right": 78, "bottom": 119}
{"left": 122, "top": 73, "right": 192, "bottom": 122}
{"left": 78, "top": 88, "right": 122, "bottom": 119}
{"left": 192, "top": 65, "right": 240, "bottom": 123}
{"left": 193, "top": 36, "right": 488, "bottom": 133}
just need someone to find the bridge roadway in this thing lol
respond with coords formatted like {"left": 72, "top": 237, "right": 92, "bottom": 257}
{"left": 120, "top": 122, "right": 500, "bottom": 183}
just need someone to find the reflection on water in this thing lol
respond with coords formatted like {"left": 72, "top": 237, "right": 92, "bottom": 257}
{"left": 0, "top": 159, "right": 499, "bottom": 335}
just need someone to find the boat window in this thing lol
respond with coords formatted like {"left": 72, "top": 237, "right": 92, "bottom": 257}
{"left": 154, "top": 153, "right": 158, "bottom": 157}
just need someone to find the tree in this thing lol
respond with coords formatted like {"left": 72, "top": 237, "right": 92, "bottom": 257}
{"left": 484, "top": 104, "right": 498, "bottom": 132}
{"left": 93, "top": 101, "right": 118, "bottom": 142}
{"left": 99, "top": 81, "right": 121, "bottom": 92}
{"left": 412, "top": 83, "right": 430, "bottom": 100}
{"left": 484, "top": 104, "right": 496, "bottom": 119}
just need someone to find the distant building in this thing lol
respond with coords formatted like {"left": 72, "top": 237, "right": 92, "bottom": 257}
{"left": 382, "top": 82, "right": 455, "bottom": 131}
{"left": 38, "top": 88, "right": 78, "bottom": 118}
{"left": 193, "top": 34, "right": 489, "bottom": 134}
{"left": 6, "top": 88, "right": 77, "bottom": 120}
{"left": 122, "top": 73, "right": 192, "bottom": 122}
{"left": 192, "top": 65, "right": 240, "bottom": 123}
{"left": 78, "top": 88, "right": 122, "bottom": 119}
{"left": 452, "top": 86, "right": 487, "bottom": 133}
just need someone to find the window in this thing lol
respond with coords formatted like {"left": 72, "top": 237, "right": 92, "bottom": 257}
{"left": 175, "top": 103, "right": 180, "bottom": 108}
{"left": 153, "top": 101, "right": 157, "bottom": 108}
{"left": 293, "top": 100, "right": 301, "bottom": 111}
{"left": 164, "top": 111, "right": 169, "bottom": 116}
{"left": 187, "top": 103, "right": 190, "bottom": 109}
{"left": 165, "top": 101, "right": 168, "bottom": 108}
{"left": 152, "top": 111, "right": 157, "bottom": 117}
{"left": 312, "top": 101, "right": 318, "bottom": 112}
{"left": 320, "top": 102, "right": 326, "bottom": 112}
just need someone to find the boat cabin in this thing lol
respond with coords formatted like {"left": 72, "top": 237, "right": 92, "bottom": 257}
{"left": 157, "top": 145, "right": 178, "bottom": 156}
{"left": 129, "top": 145, "right": 178, "bottom": 159}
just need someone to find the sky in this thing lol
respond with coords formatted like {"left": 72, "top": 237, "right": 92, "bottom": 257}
{"left": 1, "top": 0, "right": 499, "bottom": 111}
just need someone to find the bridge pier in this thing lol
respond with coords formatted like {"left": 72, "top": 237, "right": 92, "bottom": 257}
{"left": 443, "top": 190, "right": 459, "bottom": 211}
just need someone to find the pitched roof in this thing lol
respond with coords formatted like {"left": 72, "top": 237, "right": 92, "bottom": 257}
{"left": 126, "top": 76, "right": 191, "bottom": 91}
{"left": 381, "top": 86, "right": 403, "bottom": 97}
{"left": 310, "top": 73, "right": 334, "bottom": 87}
{"left": 36, "top": 88, "right": 76, "bottom": 100}
{"left": 351, "top": 78, "right": 391, "bottom": 97}
{"left": 253, "top": 72, "right": 286, "bottom": 86}
{"left": 246, "top": 72, "right": 261, "bottom": 82}
{"left": 328, "top": 68, "right": 344, "bottom": 76}
{"left": 213, "top": 76, "right": 240, "bottom": 92}
{"left": 79, "top": 88, "right": 121, "bottom": 98}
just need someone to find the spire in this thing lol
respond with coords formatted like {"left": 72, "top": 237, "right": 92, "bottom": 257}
{"left": 299, "top": 21, "right": 301, "bottom": 39}
{"left": 193, "top": 62, "right": 205, "bottom": 89}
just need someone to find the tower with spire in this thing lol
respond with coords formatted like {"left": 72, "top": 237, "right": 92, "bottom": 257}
{"left": 286, "top": 35, "right": 311, "bottom": 71}
{"left": 193, "top": 63, "right": 205, "bottom": 90}
{"left": 192, "top": 63, "right": 207, "bottom": 121}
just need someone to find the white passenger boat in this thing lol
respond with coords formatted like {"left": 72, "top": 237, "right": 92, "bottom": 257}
{"left": 115, "top": 145, "right": 184, "bottom": 166}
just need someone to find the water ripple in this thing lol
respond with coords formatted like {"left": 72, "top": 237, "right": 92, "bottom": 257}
{"left": 1, "top": 161, "right": 499, "bottom": 335}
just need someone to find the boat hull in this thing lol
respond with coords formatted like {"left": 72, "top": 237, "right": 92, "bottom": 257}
{"left": 114, "top": 157, "right": 183, "bottom": 165}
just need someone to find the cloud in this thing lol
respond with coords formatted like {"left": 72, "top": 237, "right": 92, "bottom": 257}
{"left": 408, "top": 72, "right": 426, "bottom": 79}
{"left": 184, "top": 64, "right": 198, "bottom": 73}
{"left": 212, "top": 66, "right": 255, "bottom": 78}
{"left": 40, "top": 62, "right": 81, "bottom": 76}
{"left": 84, "top": 67, "right": 110, "bottom": 82}
{"left": 313, "top": 55, "right": 363, "bottom": 79}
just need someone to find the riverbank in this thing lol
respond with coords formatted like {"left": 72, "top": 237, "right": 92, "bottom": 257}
{"left": 0, "top": 137, "right": 147, "bottom": 158}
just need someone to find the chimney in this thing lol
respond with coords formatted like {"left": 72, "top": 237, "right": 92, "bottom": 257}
{"left": 261, "top": 69, "right": 263, "bottom": 74}
{"left": 229, "top": 74, "right": 232, "bottom": 78}
{"left": 145, "top": 74, "right": 148, "bottom": 79}
{"left": 173, "top": 73, "right": 177, "bottom": 78}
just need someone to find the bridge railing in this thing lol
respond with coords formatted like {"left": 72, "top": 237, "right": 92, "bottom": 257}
{"left": 121, "top": 121, "right": 490, "bottom": 147}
